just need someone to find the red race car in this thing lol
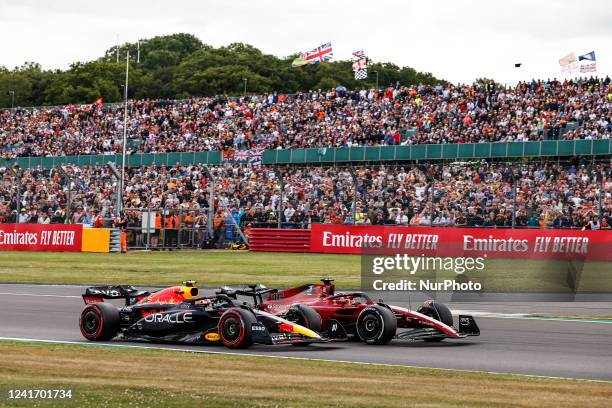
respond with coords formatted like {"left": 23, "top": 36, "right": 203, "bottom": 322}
{"left": 218, "top": 278, "right": 479, "bottom": 345}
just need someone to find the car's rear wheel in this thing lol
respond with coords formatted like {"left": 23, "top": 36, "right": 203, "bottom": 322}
{"left": 218, "top": 308, "right": 255, "bottom": 349}
{"left": 418, "top": 301, "right": 453, "bottom": 342}
{"left": 356, "top": 305, "right": 396, "bottom": 345}
{"left": 79, "top": 302, "right": 120, "bottom": 341}
{"left": 286, "top": 304, "right": 322, "bottom": 332}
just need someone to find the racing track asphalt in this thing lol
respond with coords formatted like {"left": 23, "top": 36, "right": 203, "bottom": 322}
{"left": 0, "top": 284, "right": 611, "bottom": 381}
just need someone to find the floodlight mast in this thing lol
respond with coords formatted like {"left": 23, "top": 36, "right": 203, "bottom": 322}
{"left": 119, "top": 50, "right": 130, "bottom": 214}
{"left": 202, "top": 165, "right": 215, "bottom": 237}
{"left": 107, "top": 162, "right": 122, "bottom": 214}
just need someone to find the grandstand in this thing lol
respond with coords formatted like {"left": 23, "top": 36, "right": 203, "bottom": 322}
{"left": 1, "top": 78, "right": 610, "bottom": 249}
{"left": 1, "top": 77, "right": 610, "bottom": 158}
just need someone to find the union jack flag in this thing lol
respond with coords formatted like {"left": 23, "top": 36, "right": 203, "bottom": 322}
{"left": 232, "top": 148, "right": 264, "bottom": 164}
{"left": 352, "top": 50, "right": 365, "bottom": 59}
{"left": 234, "top": 150, "right": 249, "bottom": 161}
{"left": 305, "top": 43, "right": 333, "bottom": 64}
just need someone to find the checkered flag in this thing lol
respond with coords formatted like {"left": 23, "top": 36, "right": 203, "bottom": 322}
{"left": 355, "top": 68, "right": 368, "bottom": 80}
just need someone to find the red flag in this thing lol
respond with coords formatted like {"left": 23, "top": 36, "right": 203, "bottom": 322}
{"left": 94, "top": 98, "right": 103, "bottom": 106}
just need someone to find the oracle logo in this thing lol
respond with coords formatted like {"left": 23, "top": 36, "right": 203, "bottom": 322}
{"left": 144, "top": 312, "right": 193, "bottom": 324}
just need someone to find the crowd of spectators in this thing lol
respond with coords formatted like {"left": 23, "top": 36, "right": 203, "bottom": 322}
{"left": 1, "top": 77, "right": 610, "bottom": 158}
{"left": 1, "top": 161, "right": 609, "bottom": 235}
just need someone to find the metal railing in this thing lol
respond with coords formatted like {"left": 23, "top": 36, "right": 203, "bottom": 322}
{"left": 263, "top": 140, "right": 612, "bottom": 164}
{"left": 121, "top": 208, "right": 249, "bottom": 250}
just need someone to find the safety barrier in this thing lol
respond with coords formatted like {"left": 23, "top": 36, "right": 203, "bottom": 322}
{"left": 4, "top": 140, "right": 610, "bottom": 170}
{"left": 109, "top": 228, "right": 122, "bottom": 253}
{"left": 262, "top": 140, "right": 612, "bottom": 164}
{"left": 248, "top": 228, "right": 311, "bottom": 252}
{"left": 310, "top": 224, "right": 611, "bottom": 260}
{"left": 249, "top": 225, "right": 611, "bottom": 260}
{"left": 0, "top": 223, "right": 111, "bottom": 253}
{"left": 4, "top": 151, "right": 222, "bottom": 169}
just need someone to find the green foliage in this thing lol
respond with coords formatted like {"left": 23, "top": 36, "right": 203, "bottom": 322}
{"left": 43, "top": 61, "right": 128, "bottom": 105}
{"left": 0, "top": 33, "right": 445, "bottom": 108}
{"left": 475, "top": 77, "right": 496, "bottom": 86}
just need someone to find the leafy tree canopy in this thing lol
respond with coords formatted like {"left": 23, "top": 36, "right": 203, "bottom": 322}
{"left": 0, "top": 33, "right": 444, "bottom": 108}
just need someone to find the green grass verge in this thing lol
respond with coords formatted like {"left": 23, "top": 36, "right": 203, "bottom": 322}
{"left": 0, "top": 341, "right": 611, "bottom": 408}
{"left": 0, "top": 251, "right": 361, "bottom": 287}
{"left": 0, "top": 250, "right": 609, "bottom": 292}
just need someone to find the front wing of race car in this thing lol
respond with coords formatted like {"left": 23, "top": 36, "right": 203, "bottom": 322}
{"left": 250, "top": 321, "right": 328, "bottom": 345}
{"left": 395, "top": 314, "right": 480, "bottom": 341}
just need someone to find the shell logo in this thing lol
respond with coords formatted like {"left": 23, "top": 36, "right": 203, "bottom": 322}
{"left": 205, "top": 332, "right": 221, "bottom": 341}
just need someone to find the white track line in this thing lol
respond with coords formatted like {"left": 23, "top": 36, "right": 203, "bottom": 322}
{"left": 2, "top": 287, "right": 611, "bottom": 327}
{"left": 0, "top": 292, "right": 81, "bottom": 298}
{"left": 452, "top": 310, "right": 612, "bottom": 323}
{"left": 1, "top": 336, "right": 610, "bottom": 384}
{"left": 2, "top": 293, "right": 611, "bottom": 323}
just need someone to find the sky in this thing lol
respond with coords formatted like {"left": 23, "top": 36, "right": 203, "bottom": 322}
{"left": 0, "top": 0, "right": 610, "bottom": 85}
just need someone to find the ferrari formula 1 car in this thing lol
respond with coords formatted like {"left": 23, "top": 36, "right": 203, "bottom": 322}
{"left": 78, "top": 282, "right": 330, "bottom": 349}
{"left": 218, "top": 278, "right": 480, "bottom": 345}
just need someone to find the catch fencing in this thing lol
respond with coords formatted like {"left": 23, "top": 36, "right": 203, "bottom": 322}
{"left": 121, "top": 208, "right": 247, "bottom": 250}
{"left": 1, "top": 159, "right": 609, "bottom": 252}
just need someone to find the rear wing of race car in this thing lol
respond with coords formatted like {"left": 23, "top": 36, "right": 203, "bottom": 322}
{"left": 82, "top": 285, "right": 150, "bottom": 306}
{"left": 216, "top": 284, "right": 278, "bottom": 307}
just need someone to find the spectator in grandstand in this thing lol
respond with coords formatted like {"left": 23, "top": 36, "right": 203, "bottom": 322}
{"left": 0, "top": 77, "right": 609, "bottom": 158}
{"left": 1, "top": 160, "right": 608, "bottom": 236}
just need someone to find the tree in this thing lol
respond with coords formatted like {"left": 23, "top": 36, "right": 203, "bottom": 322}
{"left": 0, "top": 33, "right": 446, "bottom": 108}
{"left": 43, "top": 60, "right": 129, "bottom": 105}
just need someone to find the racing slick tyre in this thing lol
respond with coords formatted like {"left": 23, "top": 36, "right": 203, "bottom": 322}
{"left": 356, "top": 305, "right": 397, "bottom": 345}
{"left": 218, "top": 308, "right": 256, "bottom": 349}
{"left": 286, "top": 304, "right": 322, "bottom": 332}
{"left": 286, "top": 304, "right": 322, "bottom": 346}
{"left": 418, "top": 302, "right": 453, "bottom": 342}
{"left": 79, "top": 302, "right": 120, "bottom": 341}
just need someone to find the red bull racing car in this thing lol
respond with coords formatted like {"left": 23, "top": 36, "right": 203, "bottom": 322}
{"left": 219, "top": 278, "right": 479, "bottom": 345}
{"left": 78, "top": 281, "right": 336, "bottom": 349}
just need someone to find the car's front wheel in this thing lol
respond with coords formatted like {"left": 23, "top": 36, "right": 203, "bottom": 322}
{"left": 418, "top": 301, "right": 453, "bottom": 342}
{"left": 356, "top": 305, "right": 397, "bottom": 345}
{"left": 218, "top": 308, "right": 256, "bottom": 349}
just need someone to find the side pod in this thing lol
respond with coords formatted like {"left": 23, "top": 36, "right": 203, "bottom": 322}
{"left": 327, "top": 319, "right": 348, "bottom": 341}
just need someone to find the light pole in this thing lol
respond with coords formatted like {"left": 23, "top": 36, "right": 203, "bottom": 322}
{"left": 372, "top": 71, "right": 379, "bottom": 90}
{"left": 349, "top": 166, "right": 358, "bottom": 225}
{"left": 8, "top": 91, "right": 15, "bottom": 109}
{"left": 242, "top": 78, "right": 248, "bottom": 97}
{"left": 512, "top": 168, "right": 517, "bottom": 228}
{"left": 107, "top": 162, "right": 122, "bottom": 215}
{"left": 598, "top": 170, "right": 604, "bottom": 226}
{"left": 430, "top": 179, "right": 435, "bottom": 226}
{"left": 278, "top": 170, "right": 284, "bottom": 229}
{"left": 119, "top": 50, "right": 130, "bottom": 214}
{"left": 202, "top": 165, "right": 215, "bottom": 238}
